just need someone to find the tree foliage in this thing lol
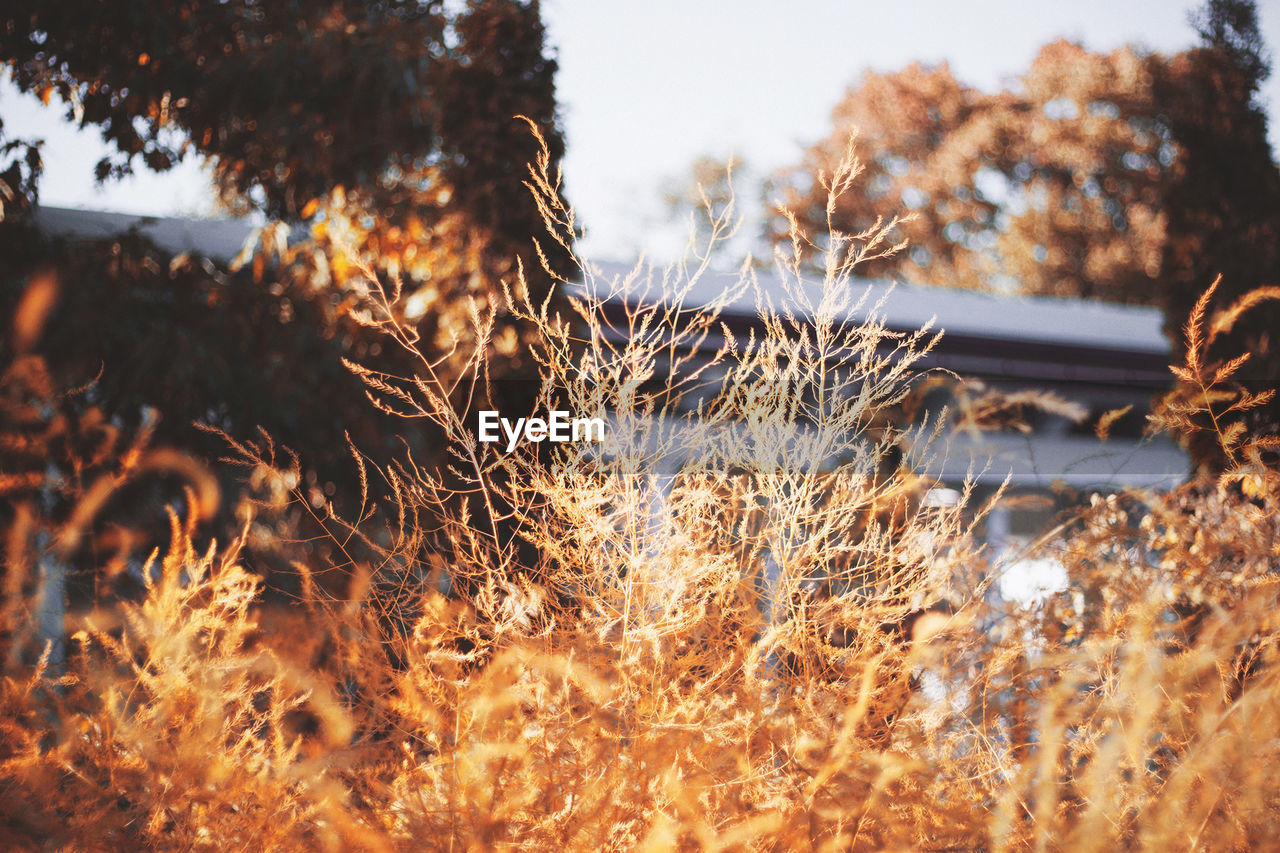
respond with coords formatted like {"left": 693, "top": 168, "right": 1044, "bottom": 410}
{"left": 0, "top": 0, "right": 570, "bottom": 587}
{"left": 3, "top": 0, "right": 569, "bottom": 381}
{"left": 1156, "top": 0, "right": 1280, "bottom": 468}
{"left": 770, "top": 0, "right": 1280, "bottom": 468}
{"left": 771, "top": 45, "right": 1177, "bottom": 302}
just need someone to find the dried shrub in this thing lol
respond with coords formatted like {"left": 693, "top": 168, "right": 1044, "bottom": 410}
{"left": 2, "top": 134, "right": 1280, "bottom": 851}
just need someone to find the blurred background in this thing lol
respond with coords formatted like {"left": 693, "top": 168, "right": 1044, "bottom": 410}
{"left": 6, "top": 0, "right": 1276, "bottom": 262}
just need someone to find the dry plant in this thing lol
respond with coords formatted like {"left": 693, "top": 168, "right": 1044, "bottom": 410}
{"left": 4, "top": 132, "right": 1280, "bottom": 851}
{"left": 970, "top": 276, "right": 1280, "bottom": 851}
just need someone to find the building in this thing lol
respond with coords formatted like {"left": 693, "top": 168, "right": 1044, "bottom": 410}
{"left": 35, "top": 206, "right": 1188, "bottom": 553}
{"left": 580, "top": 259, "right": 1186, "bottom": 552}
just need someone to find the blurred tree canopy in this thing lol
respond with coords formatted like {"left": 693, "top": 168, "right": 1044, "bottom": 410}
{"left": 770, "top": 0, "right": 1280, "bottom": 469}
{"left": 1156, "top": 0, "right": 1280, "bottom": 469}
{"left": 0, "top": 0, "right": 570, "bottom": 587}
{"left": 2, "top": 0, "right": 568, "bottom": 377}
{"left": 771, "top": 44, "right": 1173, "bottom": 302}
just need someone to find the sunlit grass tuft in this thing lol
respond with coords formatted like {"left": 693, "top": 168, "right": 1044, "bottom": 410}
{"left": 3, "top": 133, "right": 1280, "bottom": 851}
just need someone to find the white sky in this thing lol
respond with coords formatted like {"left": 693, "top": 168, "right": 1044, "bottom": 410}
{"left": 4, "top": 0, "right": 1277, "bottom": 261}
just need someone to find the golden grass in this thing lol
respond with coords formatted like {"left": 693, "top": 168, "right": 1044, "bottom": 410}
{"left": 3, "top": 136, "right": 1280, "bottom": 851}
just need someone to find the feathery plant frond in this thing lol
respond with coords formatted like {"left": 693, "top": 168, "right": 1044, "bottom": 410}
{"left": 5, "top": 132, "right": 1280, "bottom": 851}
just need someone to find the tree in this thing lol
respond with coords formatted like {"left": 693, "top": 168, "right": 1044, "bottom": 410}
{"left": 2, "top": 0, "right": 568, "bottom": 381}
{"left": 0, "top": 1, "right": 571, "bottom": 591}
{"left": 1155, "top": 0, "right": 1280, "bottom": 469}
{"left": 769, "top": 0, "right": 1280, "bottom": 469}
{"left": 768, "top": 46, "right": 1172, "bottom": 303}
{"left": 0, "top": 118, "right": 39, "bottom": 221}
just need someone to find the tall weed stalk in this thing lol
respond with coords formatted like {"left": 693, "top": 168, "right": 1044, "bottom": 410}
{"left": 2, "top": 134, "right": 1279, "bottom": 851}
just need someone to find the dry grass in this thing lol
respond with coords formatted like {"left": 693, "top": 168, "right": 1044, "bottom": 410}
{"left": 3, "top": 136, "right": 1280, "bottom": 851}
